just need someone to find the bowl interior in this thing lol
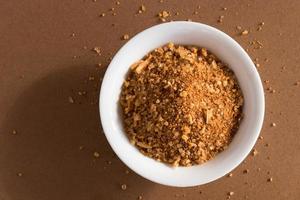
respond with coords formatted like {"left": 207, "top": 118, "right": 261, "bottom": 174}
{"left": 100, "top": 22, "right": 264, "bottom": 187}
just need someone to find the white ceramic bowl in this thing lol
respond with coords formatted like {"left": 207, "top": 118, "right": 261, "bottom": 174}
{"left": 99, "top": 22, "right": 264, "bottom": 187}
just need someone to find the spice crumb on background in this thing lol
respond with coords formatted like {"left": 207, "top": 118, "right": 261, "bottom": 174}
{"left": 68, "top": 96, "right": 74, "bottom": 104}
{"left": 92, "top": 47, "right": 101, "bottom": 55}
{"left": 259, "top": 136, "right": 264, "bottom": 140}
{"left": 121, "top": 184, "right": 127, "bottom": 190}
{"left": 93, "top": 151, "right": 100, "bottom": 158}
{"left": 122, "top": 34, "right": 130, "bottom": 40}
{"left": 137, "top": 195, "right": 143, "bottom": 200}
{"left": 271, "top": 122, "right": 276, "bottom": 127}
{"left": 138, "top": 5, "right": 146, "bottom": 13}
{"left": 252, "top": 149, "right": 258, "bottom": 156}
{"left": 267, "top": 177, "right": 273, "bottom": 182}
{"left": 120, "top": 43, "right": 244, "bottom": 166}
{"left": 241, "top": 30, "right": 249, "bottom": 35}
{"left": 158, "top": 10, "right": 170, "bottom": 22}
{"left": 228, "top": 191, "right": 234, "bottom": 196}
{"left": 218, "top": 15, "right": 224, "bottom": 23}
{"left": 79, "top": 146, "right": 84, "bottom": 150}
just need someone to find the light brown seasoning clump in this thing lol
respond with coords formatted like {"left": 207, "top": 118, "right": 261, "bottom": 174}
{"left": 120, "top": 43, "right": 244, "bottom": 166}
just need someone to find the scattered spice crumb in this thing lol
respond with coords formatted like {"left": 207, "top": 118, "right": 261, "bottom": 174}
{"left": 257, "top": 167, "right": 261, "bottom": 171}
{"left": 175, "top": 11, "right": 179, "bottom": 16}
{"left": 252, "top": 149, "right": 258, "bottom": 156}
{"left": 122, "top": 34, "right": 130, "bottom": 40}
{"left": 12, "top": 130, "right": 17, "bottom": 135}
{"left": 125, "top": 170, "right": 130, "bottom": 174}
{"left": 116, "top": 1, "right": 120, "bottom": 5}
{"left": 236, "top": 26, "right": 242, "bottom": 30}
{"left": 78, "top": 91, "right": 86, "bottom": 96}
{"left": 112, "top": 12, "right": 117, "bottom": 16}
{"left": 17, "top": 172, "right": 23, "bottom": 177}
{"left": 218, "top": 15, "right": 224, "bottom": 23}
{"left": 138, "top": 195, "right": 143, "bottom": 200}
{"left": 193, "top": 11, "right": 198, "bottom": 15}
{"left": 71, "top": 33, "right": 75, "bottom": 37}
{"left": 228, "top": 191, "right": 234, "bottom": 196}
{"left": 255, "top": 63, "right": 260, "bottom": 68}
{"left": 257, "top": 22, "right": 265, "bottom": 31}
{"left": 241, "top": 30, "right": 249, "bottom": 35}
{"left": 294, "top": 81, "right": 300, "bottom": 86}
{"left": 256, "top": 40, "right": 264, "bottom": 48}
{"left": 100, "top": 13, "right": 106, "bottom": 17}
{"left": 68, "top": 96, "right": 74, "bottom": 104}
{"left": 121, "top": 184, "right": 127, "bottom": 190}
{"left": 158, "top": 10, "right": 170, "bottom": 21}
{"left": 265, "top": 143, "right": 270, "bottom": 147}
{"left": 197, "top": 5, "right": 201, "bottom": 9}
{"left": 267, "top": 177, "right": 273, "bottom": 182}
{"left": 271, "top": 122, "right": 276, "bottom": 127}
{"left": 228, "top": 173, "right": 233, "bottom": 177}
{"left": 93, "top": 151, "right": 100, "bottom": 158}
{"left": 110, "top": 7, "right": 115, "bottom": 11}
{"left": 92, "top": 47, "right": 101, "bottom": 55}
{"left": 138, "top": 5, "right": 146, "bottom": 13}
{"left": 243, "top": 169, "right": 249, "bottom": 174}
{"left": 223, "top": 7, "right": 227, "bottom": 11}
{"left": 79, "top": 146, "right": 84, "bottom": 150}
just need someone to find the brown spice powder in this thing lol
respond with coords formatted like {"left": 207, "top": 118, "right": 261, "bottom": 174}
{"left": 120, "top": 43, "right": 244, "bottom": 166}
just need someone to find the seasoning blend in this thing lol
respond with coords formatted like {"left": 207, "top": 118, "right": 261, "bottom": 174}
{"left": 120, "top": 43, "right": 244, "bottom": 166}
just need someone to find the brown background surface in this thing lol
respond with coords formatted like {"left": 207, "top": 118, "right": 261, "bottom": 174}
{"left": 0, "top": 0, "right": 299, "bottom": 199}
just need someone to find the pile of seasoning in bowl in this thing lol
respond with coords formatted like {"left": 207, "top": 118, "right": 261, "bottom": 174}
{"left": 120, "top": 43, "right": 243, "bottom": 167}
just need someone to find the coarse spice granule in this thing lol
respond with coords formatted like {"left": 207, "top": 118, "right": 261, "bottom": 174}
{"left": 120, "top": 43, "right": 244, "bottom": 166}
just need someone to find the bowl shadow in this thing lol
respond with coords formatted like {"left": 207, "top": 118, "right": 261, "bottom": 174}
{"left": 0, "top": 65, "right": 153, "bottom": 200}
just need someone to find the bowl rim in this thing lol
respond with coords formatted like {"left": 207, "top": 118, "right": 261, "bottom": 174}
{"left": 99, "top": 21, "right": 265, "bottom": 187}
